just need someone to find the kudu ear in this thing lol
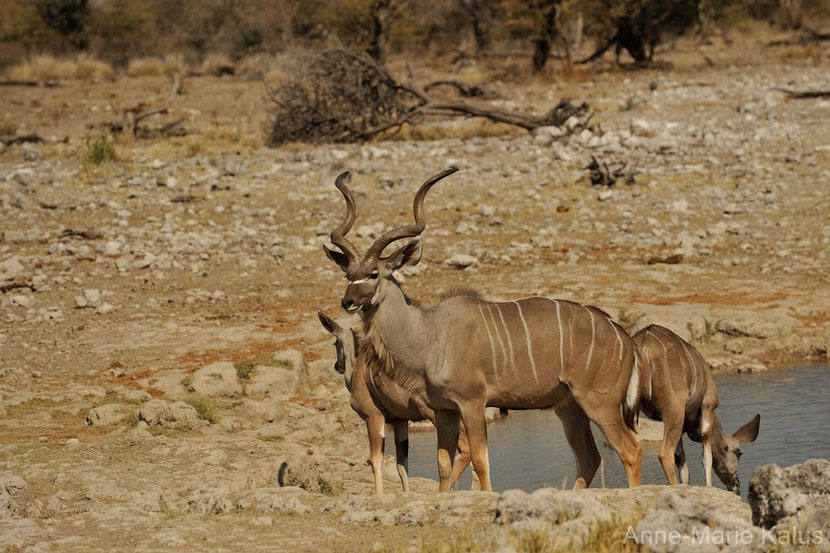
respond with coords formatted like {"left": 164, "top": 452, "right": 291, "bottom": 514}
{"left": 383, "top": 238, "right": 422, "bottom": 271}
{"left": 317, "top": 310, "right": 343, "bottom": 337}
{"left": 323, "top": 245, "right": 350, "bottom": 272}
{"left": 733, "top": 414, "right": 760, "bottom": 445}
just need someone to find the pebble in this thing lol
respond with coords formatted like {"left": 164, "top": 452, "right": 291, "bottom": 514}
{"left": 445, "top": 254, "right": 479, "bottom": 269}
{"left": 11, "top": 295, "right": 31, "bottom": 307}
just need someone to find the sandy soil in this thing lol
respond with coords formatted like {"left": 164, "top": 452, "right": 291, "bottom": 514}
{"left": 1, "top": 31, "right": 829, "bottom": 551}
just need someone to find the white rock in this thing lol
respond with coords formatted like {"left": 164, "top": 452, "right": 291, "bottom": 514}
{"left": 83, "top": 289, "right": 101, "bottom": 307}
{"left": 537, "top": 125, "right": 565, "bottom": 138}
{"left": 190, "top": 361, "right": 243, "bottom": 397}
{"left": 139, "top": 399, "right": 203, "bottom": 427}
{"left": 598, "top": 190, "right": 613, "bottom": 201}
{"left": 0, "top": 256, "right": 25, "bottom": 281}
{"left": 670, "top": 199, "right": 689, "bottom": 212}
{"left": 86, "top": 404, "right": 128, "bottom": 426}
{"left": 103, "top": 241, "right": 121, "bottom": 256}
{"left": 631, "top": 118, "right": 655, "bottom": 137}
{"left": 10, "top": 295, "right": 31, "bottom": 307}
{"left": 445, "top": 254, "right": 479, "bottom": 269}
{"left": 533, "top": 132, "right": 554, "bottom": 146}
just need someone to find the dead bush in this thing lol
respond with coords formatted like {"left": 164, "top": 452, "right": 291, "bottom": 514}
{"left": 265, "top": 49, "right": 414, "bottom": 146}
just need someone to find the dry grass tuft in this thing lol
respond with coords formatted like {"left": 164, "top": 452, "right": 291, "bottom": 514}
{"left": 7, "top": 55, "right": 72, "bottom": 81}
{"left": 5, "top": 54, "right": 115, "bottom": 82}
{"left": 162, "top": 54, "right": 188, "bottom": 76}
{"left": 127, "top": 57, "right": 165, "bottom": 77}
{"left": 127, "top": 54, "right": 189, "bottom": 78}
{"left": 74, "top": 53, "right": 115, "bottom": 81}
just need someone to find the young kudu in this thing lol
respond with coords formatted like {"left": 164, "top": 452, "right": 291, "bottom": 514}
{"left": 323, "top": 169, "right": 648, "bottom": 492}
{"left": 318, "top": 311, "right": 480, "bottom": 494}
{"left": 633, "top": 324, "right": 760, "bottom": 494}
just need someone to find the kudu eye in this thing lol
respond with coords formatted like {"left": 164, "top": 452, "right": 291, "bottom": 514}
{"left": 370, "top": 272, "right": 379, "bottom": 280}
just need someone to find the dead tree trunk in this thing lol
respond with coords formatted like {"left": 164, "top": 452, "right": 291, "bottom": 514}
{"left": 367, "top": 0, "right": 392, "bottom": 64}
{"left": 460, "top": 0, "right": 491, "bottom": 57}
{"left": 532, "top": 1, "right": 561, "bottom": 71}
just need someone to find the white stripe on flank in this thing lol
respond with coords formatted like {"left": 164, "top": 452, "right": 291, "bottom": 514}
{"left": 583, "top": 306, "right": 596, "bottom": 371}
{"left": 679, "top": 341, "right": 697, "bottom": 393}
{"left": 488, "top": 306, "right": 508, "bottom": 369}
{"left": 626, "top": 351, "right": 640, "bottom": 410}
{"left": 513, "top": 301, "right": 538, "bottom": 382}
{"left": 609, "top": 319, "right": 624, "bottom": 362}
{"left": 554, "top": 300, "right": 564, "bottom": 374}
{"left": 495, "top": 304, "right": 515, "bottom": 369}
{"left": 479, "top": 305, "right": 497, "bottom": 372}
{"left": 647, "top": 329, "right": 669, "bottom": 360}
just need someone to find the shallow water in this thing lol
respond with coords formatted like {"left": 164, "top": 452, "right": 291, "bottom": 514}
{"left": 392, "top": 365, "right": 830, "bottom": 500}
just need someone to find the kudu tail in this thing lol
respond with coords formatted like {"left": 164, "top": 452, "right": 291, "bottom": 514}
{"left": 622, "top": 350, "right": 650, "bottom": 432}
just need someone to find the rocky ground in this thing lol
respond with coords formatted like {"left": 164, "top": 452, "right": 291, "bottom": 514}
{"left": 1, "top": 32, "right": 829, "bottom": 551}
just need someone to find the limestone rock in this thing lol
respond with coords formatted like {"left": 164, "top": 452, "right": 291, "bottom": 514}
{"left": 245, "top": 365, "right": 298, "bottom": 399}
{"left": 634, "top": 488, "right": 764, "bottom": 553}
{"left": 138, "top": 399, "right": 202, "bottom": 428}
{"left": 189, "top": 361, "right": 242, "bottom": 397}
{"left": 85, "top": 403, "right": 128, "bottom": 426}
{"left": 445, "top": 254, "right": 479, "bottom": 269}
{"left": 749, "top": 459, "right": 830, "bottom": 528}
{"left": 235, "top": 487, "right": 311, "bottom": 514}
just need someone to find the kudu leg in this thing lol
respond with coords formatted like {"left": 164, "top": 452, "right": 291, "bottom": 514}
{"left": 365, "top": 415, "right": 386, "bottom": 495}
{"left": 391, "top": 420, "right": 410, "bottom": 493}
{"left": 702, "top": 438, "right": 713, "bottom": 487}
{"left": 658, "top": 413, "right": 684, "bottom": 485}
{"left": 592, "top": 419, "right": 643, "bottom": 487}
{"left": 448, "top": 425, "right": 481, "bottom": 490}
{"left": 554, "top": 401, "right": 601, "bottom": 490}
{"left": 435, "top": 410, "right": 461, "bottom": 493}
{"left": 459, "top": 402, "right": 492, "bottom": 492}
{"left": 675, "top": 439, "right": 690, "bottom": 485}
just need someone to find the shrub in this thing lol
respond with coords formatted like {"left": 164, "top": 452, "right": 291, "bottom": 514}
{"left": 183, "top": 395, "right": 219, "bottom": 424}
{"left": 86, "top": 135, "right": 117, "bottom": 165}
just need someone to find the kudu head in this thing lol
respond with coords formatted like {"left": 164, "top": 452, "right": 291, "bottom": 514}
{"left": 317, "top": 310, "right": 358, "bottom": 384}
{"left": 712, "top": 413, "right": 761, "bottom": 494}
{"left": 322, "top": 168, "right": 458, "bottom": 314}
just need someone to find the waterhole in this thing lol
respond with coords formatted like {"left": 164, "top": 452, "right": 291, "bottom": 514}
{"left": 394, "top": 365, "right": 829, "bottom": 499}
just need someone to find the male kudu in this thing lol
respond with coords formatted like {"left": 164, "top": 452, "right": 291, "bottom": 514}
{"left": 322, "top": 169, "right": 648, "bottom": 492}
{"left": 318, "top": 311, "right": 481, "bottom": 494}
{"left": 633, "top": 324, "right": 760, "bottom": 494}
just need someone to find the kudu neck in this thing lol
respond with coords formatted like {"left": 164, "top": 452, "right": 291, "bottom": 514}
{"left": 708, "top": 412, "right": 727, "bottom": 446}
{"left": 366, "top": 279, "right": 428, "bottom": 369}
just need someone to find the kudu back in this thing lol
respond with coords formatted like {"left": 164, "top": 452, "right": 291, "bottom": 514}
{"left": 634, "top": 324, "right": 760, "bottom": 493}
{"left": 322, "top": 169, "right": 648, "bottom": 492}
{"left": 318, "top": 311, "right": 479, "bottom": 494}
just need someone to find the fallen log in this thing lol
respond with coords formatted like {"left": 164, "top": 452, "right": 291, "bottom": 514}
{"left": 775, "top": 88, "right": 830, "bottom": 99}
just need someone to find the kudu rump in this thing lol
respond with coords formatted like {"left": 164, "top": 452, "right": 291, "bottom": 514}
{"left": 634, "top": 325, "right": 760, "bottom": 494}
{"left": 318, "top": 311, "right": 481, "bottom": 494}
{"left": 323, "top": 168, "right": 647, "bottom": 492}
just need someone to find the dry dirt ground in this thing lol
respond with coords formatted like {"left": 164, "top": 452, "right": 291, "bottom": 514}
{"left": 1, "top": 32, "right": 829, "bottom": 552}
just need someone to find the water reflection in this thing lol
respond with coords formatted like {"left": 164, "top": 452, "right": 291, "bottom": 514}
{"left": 393, "top": 365, "right": 830, "bottom": 500}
